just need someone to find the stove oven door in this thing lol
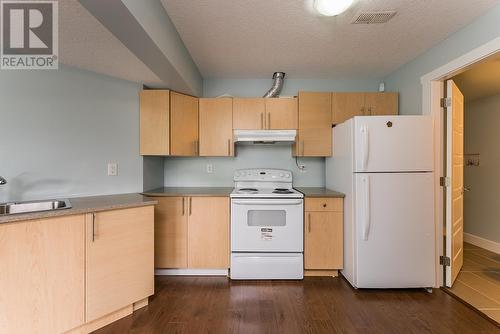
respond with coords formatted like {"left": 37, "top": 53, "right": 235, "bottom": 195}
{"left": 231, "top": 198, "right": 304, "bottom": 252}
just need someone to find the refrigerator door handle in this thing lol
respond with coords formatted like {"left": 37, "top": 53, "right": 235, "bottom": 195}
{"left": 361, "top": 125, "right": 369, "bottom": 171}
{"left": 362, "top": 175, "right": 371, "bottom": 241}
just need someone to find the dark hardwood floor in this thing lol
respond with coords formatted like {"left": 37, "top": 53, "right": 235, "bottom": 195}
{"left": 94, "top": 275, "right": 500, "bottom": 334}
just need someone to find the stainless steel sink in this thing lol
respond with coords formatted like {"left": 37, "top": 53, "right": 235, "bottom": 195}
{"left": 0, "top": 199, "right": 72, "bottom": 215}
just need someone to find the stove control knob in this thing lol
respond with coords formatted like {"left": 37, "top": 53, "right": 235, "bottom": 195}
{"left": 279, "top": 173, "right": 284, "bottom": 177}
{"left": 235, "top": 172, "right": 240, "bottom": 177}
{"left": 286, "top": 173, "right": 291, "bottom": 178}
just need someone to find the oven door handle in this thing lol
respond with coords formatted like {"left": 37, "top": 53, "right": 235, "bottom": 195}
{"left": 231, "top": 200, "right": 303, "bottom": 206}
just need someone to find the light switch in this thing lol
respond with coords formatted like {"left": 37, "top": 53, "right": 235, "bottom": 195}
{"left": 107, "top": 163, "right": 118, "bottom": 176}
{"left": 206, "top": 164, "right": 213, "bottom": 173}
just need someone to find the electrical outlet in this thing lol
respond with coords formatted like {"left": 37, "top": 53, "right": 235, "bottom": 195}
{"left": 107, "top": 163, "right": 118, "bottom": 176}
{"left": 206, "top": 164, "right": 213, "bottom": 173}
{"left": 299, "top": 164, "right": 307, "bottom": 173}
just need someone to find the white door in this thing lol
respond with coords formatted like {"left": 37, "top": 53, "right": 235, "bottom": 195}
{"left": 445, "top": 80, "right": 465, "bottom": 287}
{"left": 231, "top": 199, "right": 303, "bottom": 252}
{"left": 354, "top": 172, "right": 435, "bottom": 288}
{"left": 354, "top": 116, "right": 434, "bottom": 172}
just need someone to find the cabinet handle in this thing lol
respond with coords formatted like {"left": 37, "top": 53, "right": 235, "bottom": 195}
{"left": 92, "top": 213, "right": 96, "bottom": 242}
{"left": 194, "top": 140, "right": 199, "bottom": 155}
{"left": 182, "top": 197, "right": 185, "bottom": 216}
{"left": 227, "top": 139, "right": 231, "bottom": 156}
{"left": 361, "top": 107, "right": 365, "bottom": 115}
{"left": 368, "top": 107, "right": 372, "bottom": 115}
{"left": 301, "top": 140, "right": 305, "bottom": 156}
{"left": 261, "top": 112, "right": 264, "bottom": 129}
{"left": 189, "top": 197, "right": 192, "bottom": 216}
{"left": 268, "top": 112, "right": 271, "bottom": 129}
{"left": 308, "top": 213, "right": 311, "bottom": 233}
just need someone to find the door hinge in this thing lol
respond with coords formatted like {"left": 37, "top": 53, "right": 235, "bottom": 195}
{"left": 441, "top": 97, "right": 451, "bottom": 108}
{"left": 440, "top": 256, "right": 451, "bottom": 266}
{"left": 440, "top": 176, "right": 450, "bottom": 187}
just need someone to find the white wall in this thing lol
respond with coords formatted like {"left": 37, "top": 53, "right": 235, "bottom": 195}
{"left": 0, "top": 64, "right": 143, "bottom": 202}
{"left": 384, "top": 4, "right": 500, "bottom": 115}
{"left": 464, "top": 94, "right": 500, "bottom": 243}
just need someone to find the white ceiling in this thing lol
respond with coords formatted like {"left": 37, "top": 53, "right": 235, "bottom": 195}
{"left": 454, "top": 53, "right": 500, "bottom": 102}
{"left": 161, "top": 0, "right": 499, "bottom": 79}
{"left": 59, "top": 1, "right": 163, "bottom": 86}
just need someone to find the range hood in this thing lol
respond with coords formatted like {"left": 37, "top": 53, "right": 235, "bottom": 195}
{"left": 233, "top": 130, "right": 297, "bottom": 143}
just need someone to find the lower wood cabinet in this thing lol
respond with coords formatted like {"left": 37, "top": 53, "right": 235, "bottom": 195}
{"left": 0, "top": 205, "right": 155, "bottom": 334}
{"left": 154, "top": 196, "right": 229, "bottom": 269}
{"left": 86, "top": 206, "right": 154, "bottom": 322}
{"left": 304, "top": 198, "right": 344, "bottom": 271}
{"left": 0, "top": 215, "right": 85, "bottom": 334}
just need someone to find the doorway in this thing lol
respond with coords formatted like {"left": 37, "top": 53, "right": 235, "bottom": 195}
{"left": 442, "top": 53, "right": 500, "bottom": 324}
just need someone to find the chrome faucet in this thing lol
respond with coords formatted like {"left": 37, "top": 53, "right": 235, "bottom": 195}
{"left": 0, "top": 176, "right": 6, "bottom": 185}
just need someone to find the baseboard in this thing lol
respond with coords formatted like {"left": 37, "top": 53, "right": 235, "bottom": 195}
{"left": 464, "top": 233, "right": 500, "bottom": 254}
{"left": 155, "top": 269, "right": 229, "bottom": 276}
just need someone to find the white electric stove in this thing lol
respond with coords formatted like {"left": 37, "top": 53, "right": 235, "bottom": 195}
{"left": 230, "top": 169, "right": 304, "bottom": 280}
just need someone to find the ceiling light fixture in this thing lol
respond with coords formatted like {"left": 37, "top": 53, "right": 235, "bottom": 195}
{"left": 313, "top": 0, "right": 353, "bottom": 16}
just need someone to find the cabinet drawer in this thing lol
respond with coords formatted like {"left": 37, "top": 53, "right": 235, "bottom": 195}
{"left": 305, "top": 198, "right": 343, "bottom": 212}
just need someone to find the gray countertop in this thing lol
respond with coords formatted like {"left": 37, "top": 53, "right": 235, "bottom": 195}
{"left": 0, "top": 193, "right": 157, "bottom": 224}
{"left": 142, "top": 187, "right": 233, "bottom": 197}
{"left": 296, "top": 187, "right": 345, "bottom": 198}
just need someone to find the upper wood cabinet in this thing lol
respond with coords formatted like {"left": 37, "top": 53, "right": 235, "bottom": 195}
{"left": 332, "top": 92, "right": 399, "bottom": 125}
{"left": 170, "top": 92, "right": 199, "bottom": 156}
{"left": 295, "top": 92, "right": 332, "bottom": 157}
{"left": 304, "top": 198, "right": 343, "bottom": 270}
{"left": 233, "top": 98, "right": 266, "bottom": 129}
{"left": 298, "top": 91, "right": 332, "bottom": 129}
{"left": 199, "top": 98, "right": 234, "bottom": 157}
{"left": 364, "top": 92, "right": 398, "bottom": 116}
{"left": 0, "top": 215, "right": 86, "bottom": 334}
{"left": 154, "top": 196, "right": 229, "bottom": 270}
{"left": 86, "top": 206, "right": 154, "bottom": 322}
{"left": 265, "top": 97, "right": 298, "bottom": 129}
{"left": 331, "top": 92, "right": 365, "bottom": 125}
{"left": 140, "top": 90, "right": 170, "bottom": 155}
{"left": 233, "top": 97, "right": 298, "bottom": 130}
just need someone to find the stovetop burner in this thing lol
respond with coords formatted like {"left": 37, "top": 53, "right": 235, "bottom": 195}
{"left": 273, "top": 188, "right": 294, "bottom": 194}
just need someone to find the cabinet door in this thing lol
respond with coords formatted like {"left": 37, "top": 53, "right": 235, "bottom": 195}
{"left": 154, "top": 197, "right": 188, "bottom": 268}
{"left": 365, "top": 92, "right": 398, "bottom": 116}
{"left": 140, "top": 90, "right": 170, "bottom": 155}
{"left": 188, "top": 197, "right": 229, "bottom": 269}
{"left": 86, "top": 206, "right": 154, "bottom": 322}
{"left": 296, "top": 128, "right": 332, "bottom": 157}
{"left": 170, "top": 92, "right": 199, "bottom": 156}
{"left": 304, "top": 211, "right": 343, "bottom": 269}
{"left": 298, "top": 91, "right": 332, "bottom": 129}
{"left": 0, "top": 215, "right": 85, "bottom": 334}
{"left": 265, "top": 97, "right": 298, "bottom": 129}
{"left": 332, "top": 92, "right": 365, "bottom": 125}
{"left": 199, "top": 98, "right": 234, "bottom": 156}
{"left": 233, "top": 98, "right": 266, "bottom": 129}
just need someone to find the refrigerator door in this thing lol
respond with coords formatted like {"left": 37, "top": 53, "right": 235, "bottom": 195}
{"left": 354, "top": 172, "right": 435, "bottom": 288}
{"left": 354, "top": 116, "right": 433, "bottom": 173}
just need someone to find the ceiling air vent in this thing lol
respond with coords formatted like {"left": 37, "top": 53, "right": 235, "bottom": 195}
{"left": 352, "top": 11, "right": 396, "bottom": 24}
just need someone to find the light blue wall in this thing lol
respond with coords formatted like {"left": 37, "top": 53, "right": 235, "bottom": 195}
{"left": 0, "top": 64, "right": 143, "bottom": 202}
{"left": 384, "top": 4, "right": 500, "bottom": 115}
{"left": 203, "top": 77, "right": 381, "bottom": 97}
{"left": 164, "top": 144, "right": 325, "bottom": 187}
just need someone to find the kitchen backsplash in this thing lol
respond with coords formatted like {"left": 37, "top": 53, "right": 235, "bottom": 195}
{"left": 163, "top": 143, "right": 325, "bottom": 187}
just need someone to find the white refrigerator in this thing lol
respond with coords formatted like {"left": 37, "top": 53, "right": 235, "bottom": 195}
{"left": 326, "top": 116, "right": 435, "bottom": 288}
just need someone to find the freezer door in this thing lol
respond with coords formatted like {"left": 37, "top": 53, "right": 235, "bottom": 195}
{"left": 354, "top": 173, "right": 435, "bottom": 288}
{"left": 354, "top": 116, "right": 433, "bottom": 172}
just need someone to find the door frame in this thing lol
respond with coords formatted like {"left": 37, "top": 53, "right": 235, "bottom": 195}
{"left": 420, "top": 36, "right": 500, "bottom": 287}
